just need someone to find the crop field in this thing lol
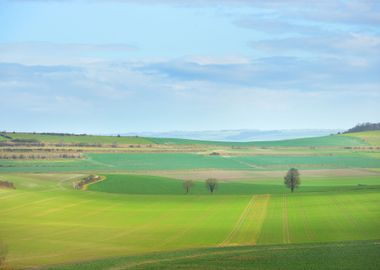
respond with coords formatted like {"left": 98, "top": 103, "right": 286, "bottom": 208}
{"left": 1, "top": 132, "right": 371, "bottom": 147}
{"left": 1, "top": 151, "right": 380, "bottom": 173}
{"left": 45, "top": 240, "right": 380, "bottom": 270}
{"left": 344, "top": 131, "right": 380, "bottom": 146}
{"left": 0, "top": 132, "right": 153, "bottom": 145}
{"left": 0, "top": 131, "right": 380, "bottom": 269}
{"left": 1, "top": 173, "right": 380, "bottom": 269}
{"left": 148, "top": 134, "right": 368, "bottom": 147}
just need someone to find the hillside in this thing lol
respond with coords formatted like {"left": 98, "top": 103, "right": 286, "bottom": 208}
{"left": 343, "top": 130, "right": 380, "bottom": 146}
{"left": 150, "top": 134, "right": 367, "bottom": 147}
{"left": 343, "top": 122, "right": 380, "bottom": 134}
{"left": 46, "top": 240, "right": 380, "bottom": 270}
{"left": 0, "top": 132, "right": 153, "bottom": 145}
{"left": 1, "top": 131, "right": 376, "bottom": 147}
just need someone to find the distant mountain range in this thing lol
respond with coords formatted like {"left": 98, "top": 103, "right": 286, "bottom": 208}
{"left": 121, "top": 129, "right": 341, "bottom": 142}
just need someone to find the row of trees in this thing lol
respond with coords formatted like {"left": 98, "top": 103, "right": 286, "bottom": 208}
{"left": 182, "top": 168, "right": 301, "bottom": 194}
{"left": 0, "top": 153, "right": 82, "bottom": 160}
{"left": 343, "top": 122, "right": 380, "bottom": 133}
{"left": 183, "top": 178, "right": 218, "bottom": 194}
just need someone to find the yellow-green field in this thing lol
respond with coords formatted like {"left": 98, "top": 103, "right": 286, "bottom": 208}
{"left": 1, "top": 131, "right": 380, "bottom": 269}
{"left": 1, "top": 173, "right": 380, "bottom": 269}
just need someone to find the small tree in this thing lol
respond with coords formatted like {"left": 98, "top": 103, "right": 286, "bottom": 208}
{"left": 284, "top": 168, "right": 300, "bottom": 192}
{"left": 205, "top": 178, "right": 218, "bottom": 194}
{"left": 183, "top": 180, "right": 194, "bottom": 194}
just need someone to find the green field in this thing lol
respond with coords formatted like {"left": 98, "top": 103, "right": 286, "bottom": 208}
{"left": 46, "top": 240, "right": 380, "bottom": 270}
{"left": 344, "top": 131, "right": 380, "bottom": 146}
{"left": 1, "top": 173, "right": 380, "bottom": 269}
{"left": 1, "top": 151, "right": 380, "bottom": 173}
{"left": 1, "top": 131, "right": 372, "bottom": 147}
{"left": 88, "top": 174, "right": 380, "bottom": 195}
{"left": 1, "top": 131, "right": 380, "bottom": 269}
{"left": 1, "top": 132, "right": 153, "bottom": 144}
{"left": 150, "top": 134, "right": 368, "bottom": 147}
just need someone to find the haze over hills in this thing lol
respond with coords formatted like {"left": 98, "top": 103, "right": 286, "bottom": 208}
{"left": 121, "top": 129, "right": 341, "bottom": 142}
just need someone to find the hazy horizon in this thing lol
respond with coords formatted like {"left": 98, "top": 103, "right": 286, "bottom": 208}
{"left": 1, "top": 0, "right": 379, "bottom": 133}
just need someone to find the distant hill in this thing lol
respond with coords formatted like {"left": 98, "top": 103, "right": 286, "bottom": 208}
{"left": 122, "top": 129, "right": 341, "bottom": 142}
{"left": 344, "top": 123, "right": 380, "bottom": 134}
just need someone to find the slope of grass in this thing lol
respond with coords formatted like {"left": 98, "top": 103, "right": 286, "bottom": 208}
{"left": 3, "top": 132, "right": 153, "bottom": 144}
{"left": 89, "top": 174, "right": 380, "bottom": 195}
{"left": 46, "top": 240, "right": 380, "bottom": 270}
{"left": 1, "top": 173, "right": 380, "bottom": 269}
{"left": 1, "top": 151, "right": 380, "bottom": 172}
{"left": 343, "top": 130, "right": 380, "bottom": 146}
{"left": 150, "top": 135, "right": 367, "bottom": 147}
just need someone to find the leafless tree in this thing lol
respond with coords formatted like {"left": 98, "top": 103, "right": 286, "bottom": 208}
{"left": 205, "top": 178, "right": 218, "bottom": 194}
{"left": 183, "top": 180, "right": 194, "bottom": 194}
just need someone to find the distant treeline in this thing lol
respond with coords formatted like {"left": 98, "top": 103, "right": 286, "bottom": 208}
{"left": 1, "top": 132, "right": 89, "bottom": 137}
{"left": 0, "top": 139, "right": 44, "bottom": 147}
{"left": 0, "top": 153, "right": 81, "bottom": 160}
{"left": 0, "top": 140, "right": 103, "bottom": 147}
{"left": 343, "top": 122, "right": 380, "bottom": 134}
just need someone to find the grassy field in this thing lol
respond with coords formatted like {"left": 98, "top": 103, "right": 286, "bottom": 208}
{"left": 1, "top": 151, "right": 380, "bottom": 173}
{"left": 0, "top": 131, "right": 379, "bottom": 269}
{"left": 1, "top": 132, "right": 153, "bottom": 145}
{"left": 45, "top": 240, "right": 380, "bottom": 270}
{"left": 1, "top": 173, "right": 380, "bottom": 269}
{"left": 344, "top": 131, "right": 380, "bottom": 146}
{"left": 150, "top": 134, "right": 368, "bottom": 147}
{"left": 1, "top": 131, "right": 371, "bottom": 147}
{"left": 88, "top": 174, "right": 380, "bottom": 195}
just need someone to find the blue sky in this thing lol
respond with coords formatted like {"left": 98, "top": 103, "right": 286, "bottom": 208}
{"left": 0, "top": 0, "right": 379, "bottom": 133}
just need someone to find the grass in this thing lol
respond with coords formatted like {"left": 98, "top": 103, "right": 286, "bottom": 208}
{"left": 1, "top": 151, "right": 380, "bottom": 172}
{"left": 45, "top": 240, "right": 380, "bottom": 270}
{"left": 344, "top": 131, "right": 380, "bottom": 146}
{"left": 1, "top": 173, "right": 380, "bottom": 269}
{"left": 1, "top": 130, "right": 380, "bottom": 269}
{"left": 1, "top": 131, "right": 372, "bottom": 147}
{"left": 2, "top": 132, "right": 153, "bottom": 144}
{"left": 150, "top": 134, "right": 367, "bottom": 147}
{"left": 89, "top": 174, "right": 380, "bottom": 195}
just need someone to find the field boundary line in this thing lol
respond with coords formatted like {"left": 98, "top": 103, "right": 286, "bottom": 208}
{"left": 219, "top": 195, "right": 255, "bottom": 246}
{"left": 220, "top": 194, "right": 270, "bottom": 246}
{"left": 250, "top": 194, "right": 270, "bottom": 244}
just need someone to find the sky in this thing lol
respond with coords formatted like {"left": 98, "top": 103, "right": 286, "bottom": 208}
{"left": 0, "top": 0, "right": 379, "bottom": 133}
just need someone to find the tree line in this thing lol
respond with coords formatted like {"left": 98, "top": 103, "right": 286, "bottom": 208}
{"left": 183, "top": 169, "right": 301, "bottom": 194}
{"left": 0, "top": 153, "right": 82, "bottom": 160}
{"left": 183, "top": 178, "right": 218, "bottom": 194}
{"left": 343, "top": 122, "right": 380, "bottom": 133}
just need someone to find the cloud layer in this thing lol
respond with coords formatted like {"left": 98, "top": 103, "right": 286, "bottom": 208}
{"left": 0, "top": 0, "right": 379, "bottom": 133}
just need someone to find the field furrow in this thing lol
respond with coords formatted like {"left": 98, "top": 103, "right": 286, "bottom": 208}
{"left": 220, "top": 194, "right": 270, "bottom": 246}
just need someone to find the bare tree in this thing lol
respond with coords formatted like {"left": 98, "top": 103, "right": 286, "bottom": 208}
{"left": 284, "top": 168, "right": 300, "bottom": 192}
{"left": 183, "top": 180, "right": 194, "bottom": 194}
{"left": 205, "top": 178, "right": 218, "bottom": 194}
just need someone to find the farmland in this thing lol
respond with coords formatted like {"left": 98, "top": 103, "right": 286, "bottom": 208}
{"left": 0, "top": 131, "right": 380, "bottom": 269}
